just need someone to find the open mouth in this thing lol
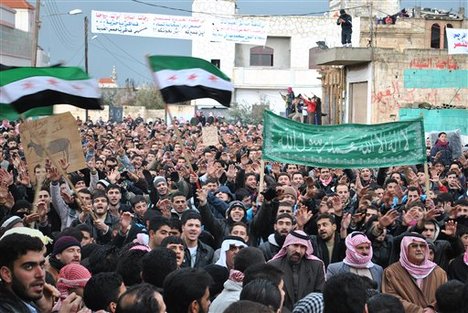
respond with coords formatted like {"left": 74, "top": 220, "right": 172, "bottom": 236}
{"left": 30, "top": 282, "right": 44, "bottom": 292}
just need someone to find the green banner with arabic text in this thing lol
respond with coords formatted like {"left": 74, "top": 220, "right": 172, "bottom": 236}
{"left": 262, "top": 110, "right": 426, "bottom": 168}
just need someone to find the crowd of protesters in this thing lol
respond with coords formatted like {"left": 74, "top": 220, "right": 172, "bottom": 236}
{"left": 280, "top": 88, "right": 325, "bottom": 125}
{"left": 0, "top": 113, "right": 467, "bottom": 313}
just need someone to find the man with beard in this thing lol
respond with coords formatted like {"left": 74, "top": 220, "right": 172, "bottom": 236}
{"left": 215, "top": 236, "right": 248, "bottom": 270}
{"left": 308, "top": 214, "right": 346, "bottom": 268}
{"left": 382, "top": 234, "right": 447, "bottom": 313}
{"left": 259, "top": 213, "right": 294, "bottom": 261}
{"left": 0, "top": 233, "right": 83, "bottom": 312}
{"left": 269, "top": 230, "right": 325, "bottom": 311}
{"left": 74, "top": 190, "right": 119, "bottom": 244}
{"left": 315, "top": 168, "right": 337, "bottom": 195}
{"left": 326, "top": 232, "right": 384, "bottom": 290}
{"left": 45, "top": 236, "right": 82, "bottom": 283}
{"left": 164, "top": 268, "right": 213, "bottom": 313}
{"left": 106, "top": 184, "right": 131, "bottom": 216}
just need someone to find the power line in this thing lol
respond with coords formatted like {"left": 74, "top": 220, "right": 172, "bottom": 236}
{"left": 49, "top": 0, "right": 80, "bottom": 41}
{"left": 91, "top": 39, "right": 150, "bottom": 80}
{"left": 100, "top": 35, "right": 147, "bottom": 66}
{"left": 131, "top": 0, "right": 367, "bottom": 18}
{"left": 43, "top": 0, "right": 77, "bottom": 49}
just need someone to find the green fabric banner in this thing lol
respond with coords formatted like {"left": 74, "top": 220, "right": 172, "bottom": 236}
{"left": 262, "top": 110, "right": 426, "bottom": 168}
{"left": 0, "top": 104, "right": 53, "bottom": 121}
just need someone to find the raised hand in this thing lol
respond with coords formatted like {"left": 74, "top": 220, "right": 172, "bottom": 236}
{"left": 226, "top": 164, "right": 237, "bottom": 181}
{"left": 341, "top": 212, "right": 352, "bottom": 230}
{"left": 157, "top": 199, "right": 172, "bottom": 218}
{"left": 196, "top": 188, "right": 208, "bottom": 206}
{"left": 0, "top": 168, "right": 13, "bottom": 186}
{"left": 295, "top": 205, "right": 313, "bottom": 230}
{"left": 59, "top": 158, "right": 70, "bottom": 172}
{"left": 47, "top": 167, "right": 62, "bottom": 182}
{"left": 119, "top": 212, "right": 133, "bottom": 235}
{"left": 424, "top": 208, "right": 441, "bottom": 221}
{"left": 378, "top": 209, "right": 399, "bottom": 228}
{"left": 441, "top": 220, "right": 457, "bottom": 237}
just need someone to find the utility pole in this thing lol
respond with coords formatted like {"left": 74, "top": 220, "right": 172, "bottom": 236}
{"left": 84, "top": 16, "right": 89, "bottom": 121}
{"left": 31, "top": 0, "right": 41, "bottom": 66}
{"left": 369, "top": 1, "right": 374, "bottom": 48}
{"left": 84, "top": 16, "right": 89, "bottom": 74}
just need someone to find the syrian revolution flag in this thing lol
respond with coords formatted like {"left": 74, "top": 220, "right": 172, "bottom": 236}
{"left": 148, "top": 55, "right": 233, "bottom": 107}
{"left": 0, "top": 65, "right": 102, "bottom": 114}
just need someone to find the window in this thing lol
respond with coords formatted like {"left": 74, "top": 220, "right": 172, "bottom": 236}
{"left": 444, "top": 24, "right": 453, "bottom": 49}
{"left": 250, "top": 46, "right": 273, "bottom": 66}
{"left": 211, "top": 59, "right": 220, "bottom": 68}
{"left": 430, "top": 23, "right": 441, "bottom": 48}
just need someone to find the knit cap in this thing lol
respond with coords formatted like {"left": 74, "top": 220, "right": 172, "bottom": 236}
{"left": 226, "top": 200, "right": 247, "bottom": 218}
{"left": 53, "top": 236, "right": 81, "bottom": 256}
{"left": 280, "top": 186, "right": 298, "bottom": 201}
{"left": 97, "top": 179, "right": 110, "bottom": 188}
{"left": 153, "top": 176, "right": 167, "bottom": 186}
{"left": 0, "top": 216, "right": 23, "bottom": 231}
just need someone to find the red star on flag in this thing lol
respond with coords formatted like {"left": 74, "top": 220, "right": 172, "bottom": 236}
{"left": 22, "top": 81, "right": 34, "bottom": 89}
{"left": 47, "top": 78, "right": 59, "bottom": 86}
{"left": 72, "top": 84, "right": 83, "bottom": 91}
{"left": 208, "top": 75, "right": 218, "bottom": 82}
{"left": 168, "top": 75, "right": 178, "bottom": 81}
{"left": 187, "top": 73, "right": 198, "bottom": 81}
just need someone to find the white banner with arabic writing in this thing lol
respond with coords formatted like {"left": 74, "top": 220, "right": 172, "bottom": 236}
{"left": 446, "top": 28, "right": 468, "bottom": 55}
{"left": 91, "top": 10, "right": 267, "bottom": 45}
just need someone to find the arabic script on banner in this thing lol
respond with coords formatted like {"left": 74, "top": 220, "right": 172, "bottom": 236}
{"left": 262, "top": 110, "right": 426, "bottom": 169}
{"left": 91, "top": 10, "right": 267, "bottom": 45}
{"left": 446, "top": 28, "right": 468, "bottom": 55}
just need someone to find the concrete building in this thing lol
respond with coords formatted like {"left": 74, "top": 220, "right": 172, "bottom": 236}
{"left": 0, "top": 0, "right": 49, "bottom": 66}
{"left": 316, "top": 8, "right": 467, "bottom": 125}
{"left": 191, "top": 0, "right": 360, "bottom": 115}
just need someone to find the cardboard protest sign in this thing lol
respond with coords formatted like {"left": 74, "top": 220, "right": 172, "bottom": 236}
{"left": 202, "top": 126, "right": 219, "bottom": 146}
{"left": 20, "top": 112, "right": 87, "bottom": 178}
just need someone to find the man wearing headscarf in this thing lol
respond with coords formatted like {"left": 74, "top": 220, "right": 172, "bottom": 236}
{"left": 269, "top": 230, "right": 325, "bottom": 311}
{"left": 326, "top": 231, "right": 384, "bottom": 290}
{"left": 382, "top": 234, "right": 447, "bottom": 313}
{"left": 215, "top": 236, "right": 248, "bottom": 270}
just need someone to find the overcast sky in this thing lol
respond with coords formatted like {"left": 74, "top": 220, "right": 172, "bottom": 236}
{"left": 37, "top": 0, "right": 465, "bottom": 85}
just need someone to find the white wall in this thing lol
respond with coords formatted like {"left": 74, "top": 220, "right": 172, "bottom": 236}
{"left": 235, "top": 36, "right": 291, "bottom": 68}
{"left": 14, "top": 8, "right": 33, "bottom": 32}
{"left": 191, "top": 0, "right": 362, "bottom": 110}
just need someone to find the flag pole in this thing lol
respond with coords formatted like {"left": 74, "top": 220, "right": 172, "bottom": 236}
{"left": 424, "top": 162, "right": 430, "bottom": 194}
{"left": 256, "top": 159, "right": 265, "bottom": 211}
{"left": 418, "top": 113, "right": 430, "bottom": 195}
{"left": 20, "top": 113, "right": 44, "bottom": 228}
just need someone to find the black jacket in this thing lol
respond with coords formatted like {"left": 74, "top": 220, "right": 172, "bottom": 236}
{"left": 183, "top": 240, "right": 214, "bottom": 268}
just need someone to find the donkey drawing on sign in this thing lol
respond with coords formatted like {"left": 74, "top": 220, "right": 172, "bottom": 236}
{"left": 27, "top": 138, "right": 71, "bottom": 163}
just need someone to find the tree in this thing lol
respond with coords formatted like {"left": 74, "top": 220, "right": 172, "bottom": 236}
{"left": 135, "top": 84, "right": 165, "bottom": 109}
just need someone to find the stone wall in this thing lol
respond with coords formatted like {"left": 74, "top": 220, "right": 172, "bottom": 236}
{"left": 359, "top": 17, "right": 466, "bottom": 52}
{"left": 371, "top": 48, "right": 467, "bottom": 123}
